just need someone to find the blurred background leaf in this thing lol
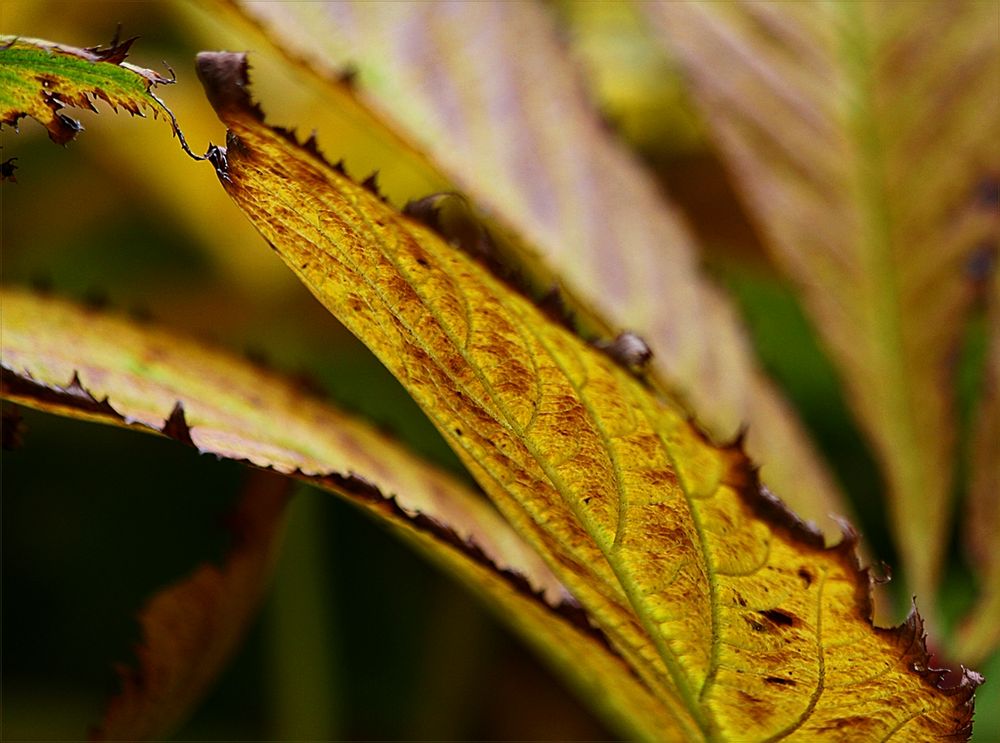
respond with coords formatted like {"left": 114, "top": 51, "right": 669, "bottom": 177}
{"left": 957, "top": 264, "right": 1000, "bottom": 665}
{"left": 643, "top": 0, "right": 1000, "bottom": 618}
{"left": 2, "top": 0, "right": 996, "bottom": 739}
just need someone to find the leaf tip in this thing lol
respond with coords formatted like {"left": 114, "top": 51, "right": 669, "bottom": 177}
{"left": 195, "top": 51, "right": 257, "bottom": 118}
{"left": 85, "top": 32, "right": 138, "bottom": 66}
{"left": 891, "top": 603, "right": 983, "bottom": 739}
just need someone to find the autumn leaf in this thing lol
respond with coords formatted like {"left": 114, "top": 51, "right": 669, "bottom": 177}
{"left": 214, "top": 0, "right": 849, "bottom": 537}
{"left": 92, "top": 470, "right": 292, "bottom": 741}
{"left": 198, "top": 52, "right": 981, "bottom": 740}
{"left": 644, "top": 0, "right": 1000, "bottom": 606}
{"left": 0, "top": 33, "right": 194, "bottom": 154}
{"left": 0, "top": 287, "right": 669, "bottom": 740}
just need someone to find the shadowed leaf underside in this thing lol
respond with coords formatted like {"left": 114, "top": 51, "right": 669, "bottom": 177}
{"left": 0, "top": 287, "right": 672, "bottom": 741}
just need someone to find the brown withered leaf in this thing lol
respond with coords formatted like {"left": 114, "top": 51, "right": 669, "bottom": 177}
{"left": 216, "top": 0, "right": 849, "bottom": 537}
{"left": 646, "top": 0, "right": 1000, "bottom": 605}
{"left": 92, "top": 470, "right": 292, "bottom": 741}
{"left": 198, "top": 52, "right": 982, "bottom": 740}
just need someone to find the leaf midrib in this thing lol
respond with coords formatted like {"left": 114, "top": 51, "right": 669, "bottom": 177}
{"left": 250, "top": 149, "right": 707, "bottom": 739}
{"left": 834, "top": 2, "right": 936, "bottom": 597}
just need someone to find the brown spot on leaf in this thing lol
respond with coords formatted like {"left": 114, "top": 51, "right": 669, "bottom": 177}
{"left": 819, "top": 715, "right": 878, "bottom": 733}
{"left": 736, "top": 689, "right": 771, "bottom": 725}
{"left": 338, "top": 63, "right": 359, "bottom": 88}
{"left": 797, "top": 567, "right": 813, "bottom": 587}
{"left": 764, "top": 676, "right": 796, "bottom": 686}
{"left": 83, "top": 288, "right": 110, "bottom": 311}
{"left": 758, "top": 608, "right": 798, "bottom": 628}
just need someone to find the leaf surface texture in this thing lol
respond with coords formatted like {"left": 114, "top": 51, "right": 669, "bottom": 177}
{"left": 219, "top": 0, "right": 847, "bottom": 536}
{"left": 198, "top": 53, "right": 982, "bottom": 741}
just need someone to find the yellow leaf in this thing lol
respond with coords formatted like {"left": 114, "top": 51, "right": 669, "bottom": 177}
{"left": 644, "top": 0, "right": 1000, "bottom": 604}
{"left": 198, "top": 52, "right": 982, "bottom": 741}
{"left": 215, "top": 0, "right": 849, "bottom": 537}
{"left": 0, "top": 287, "right": 665, "bottom": 741}
{"left": 0, "top": 34, "right": 194, "bottom": 154}
{"left": 92, "top": 470, "right": 292, "bottom": 741}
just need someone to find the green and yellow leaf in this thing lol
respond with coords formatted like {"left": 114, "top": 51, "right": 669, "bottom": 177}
{"left": 644, "top": 0, "right": 1000, "bottom": 605}
{"left": 198, "top": 52, "right": 981, "bottom": 741}
{"left": 214, "top": 0, "right": 848, "bottom": 536}
{"left": 0, "top": 34, "right": 189, "bottom": 149}
{"left": 0, "top": 287, "right": 666, "bottom": 741}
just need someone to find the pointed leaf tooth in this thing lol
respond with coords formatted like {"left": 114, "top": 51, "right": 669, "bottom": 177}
{"left": 199, "top": 64, "right": 982, "bottom": 739}
{"left": 221, "top": 0, "right": 852, "bottom": 537}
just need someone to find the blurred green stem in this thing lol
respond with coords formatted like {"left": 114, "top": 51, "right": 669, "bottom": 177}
{"left": 267, "top": 486, "right": 342, "bottom": 739}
